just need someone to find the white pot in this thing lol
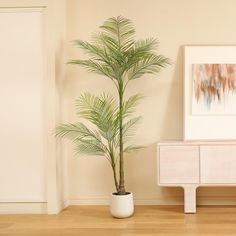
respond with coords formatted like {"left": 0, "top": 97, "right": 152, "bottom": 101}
{"left": 110, "top": 192, "right": 134, "bottom": 218}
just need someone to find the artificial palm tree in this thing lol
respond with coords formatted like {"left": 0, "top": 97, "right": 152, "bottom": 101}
{"left": 56, "top": 16, "right": 170, "bottom": 195}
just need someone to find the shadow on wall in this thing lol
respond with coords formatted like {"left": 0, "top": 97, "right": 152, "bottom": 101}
{"left": 124, "top": 48, "right": 185, "bottom": 203}
{"left": 196, "top": 186, "right": 236, "bottom": 205}
{"left": 158, "top": 47, "right": 184, "bottom": 201}
{"left": 159, "top": 47, "right": 183, "bottom": 141}
{"left": 55, "top": 38, "right": 67, "bottom": 206}
{"left": 126, "top": 143, "right": 183, "bottom": 203}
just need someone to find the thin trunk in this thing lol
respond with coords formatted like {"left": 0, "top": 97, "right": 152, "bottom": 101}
{"left": 118, "top": 83, "right": 126, "bottom": 195}
{"left": 117, "top": 25, "right": 125, "bottom": 194}
{"left": 112, "top": 164, "right": 119, "bottom": 192}
{"left": 109, "top": 142, "right": 119, "bottom": 193}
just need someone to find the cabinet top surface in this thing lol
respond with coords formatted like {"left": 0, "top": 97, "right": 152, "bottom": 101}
{"left": 158, "top": 140, "right": 236, "bottom": 146}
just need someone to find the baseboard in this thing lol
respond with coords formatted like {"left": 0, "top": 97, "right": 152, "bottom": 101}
{"left": 68, "top": 198, "right": 110, "bottom": 205}
{"left": 2, "top": 197, "right": 235, "bottom": 214}
{"left": 0, "top": 202, "right": 47, "bottom": 214}
{"left": 63, "top": 199, "right": 70, "bottom": 208}
{"left": 68, "top": 197, "right": 184, "bottom": 206}
{"left": 68, "top": 196, "right": 236, "bottom": 206}
{"left": 134, "top": 197, "right": 183, "bottom": 205}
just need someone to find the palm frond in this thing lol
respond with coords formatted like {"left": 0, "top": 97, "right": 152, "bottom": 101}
{"left": 73, "top": 40, "right": 119, "bottom": 75}
{"left": 73, "top": 40, "right": 105, "bottom": 59}
{"left": 123, "top": 38, "right": 159, "bottom": 72}
{"left": 114, "top": 116, "right": 142, "bottom": 148}
{"left": 100, "top": 16, "right": 135, "bottom": 52}
{"left": 95, "top": 32, "right": 125, "bottom": 68}
{"left": 76, "top": 93, "right": 119, "bottom": 141}
{"left": 56, "top": 122, "right": 90, "bottom": 141}
{"left": 124, "top": 145, "right": 145, "bottom": 153}
{"left": 123, "top": 116, "right": 142, "bottom": 140}
{"left": 134, "top": 38, "right": 159, "bottom": 52}
{"left": 122, "top": 94, "right": 144, "bottom": 118}
{"left": 94, "top": 32, "right": 119, "bottom": 52}
{"left": 127, "top": 54, "right": 171, "bottom": 81}
{"left": 56, "top": 122, "right": 108, "bottom": 156}
{"left": 69, "top": 17, "right": 170, "bottom": 83}
{"left": 69, "top": 59, "right": 116, "bottom": 81}
{"left": 75, "top": 139, "right": 106, "bottom": 156}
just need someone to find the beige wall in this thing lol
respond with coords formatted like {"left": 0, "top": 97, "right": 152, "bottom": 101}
{"left": 63, "top": 0, "right": 236, "bottom": 205}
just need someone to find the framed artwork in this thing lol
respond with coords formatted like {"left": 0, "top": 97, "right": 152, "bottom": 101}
{"left": 192, "top": 64, "right": 236, "bottom": 115}
{"left": 184, "top": 46, "right": 236, "bottom": 140}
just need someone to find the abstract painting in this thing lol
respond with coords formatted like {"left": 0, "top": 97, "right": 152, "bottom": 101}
{"left": 192, "top": 64, "right": 236, "bottom": 114}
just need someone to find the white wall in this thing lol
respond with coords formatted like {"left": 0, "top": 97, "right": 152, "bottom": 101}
{"left": 63, "top": 0, "right": 236, "bottom": 205}
{"left": 0, "top": 9, "right": 46, "bottom": 202}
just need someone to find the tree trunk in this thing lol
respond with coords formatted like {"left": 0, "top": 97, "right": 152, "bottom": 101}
{"left": 118, "top": 83, "right": 126, "bottom": 195}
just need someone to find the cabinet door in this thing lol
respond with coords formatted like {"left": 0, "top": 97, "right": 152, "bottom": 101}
{"left": 159, "top": 146, "right": 199, "bottom": 184}
{"left": 200, "top": 146, "right": 236, "bottom": 184}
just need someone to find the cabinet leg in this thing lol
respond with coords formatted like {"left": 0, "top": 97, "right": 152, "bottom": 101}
{"left": 183, "top": 185, "right": 197, "bottom": 213}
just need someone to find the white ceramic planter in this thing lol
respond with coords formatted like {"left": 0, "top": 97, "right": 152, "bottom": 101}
{"left": 110, "top": 192, "right": 134, "bottom": 218}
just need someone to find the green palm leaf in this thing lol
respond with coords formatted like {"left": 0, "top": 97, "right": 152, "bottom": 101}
{"left": 76, "top": 92, "right": 119, "bottom": 140}
{"left": 128, "top": 54, "right": 170, "bottom": 81}
{"left": 114, "top": 116, "right": 142, "bottom": 148}
{"left": 56, "top": 122, "right": 108, "bottom": 156}
{"left": 69, "top": 59, "right": 116, "bottom": 81}
{"left": 123, "top": 38, "right": 159, "bottom": 72}
{"left": 73, "top": 40, "right": 118, "bottom": 78}
{"left": 100, "top": 16, "right": 135, "bottom": 51}
{"left": 75, "top": 139, "right": 106, "bottom": 156}
{"left": 123, "top": 116, "right": 142, "bottom": 141}
{"left": 124, "top": 145, "right": 144, "bottom": 153}
{"left": 122, "top": 94, "right": 144, "bottom": 118}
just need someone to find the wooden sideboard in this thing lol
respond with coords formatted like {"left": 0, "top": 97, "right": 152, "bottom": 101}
{"left": 157, "top": 141, "right": 236, "bottom": 213}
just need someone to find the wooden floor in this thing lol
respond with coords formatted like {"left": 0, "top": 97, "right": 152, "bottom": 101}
{"left": 1, "top": 205, "right": 236, "bottom": 235}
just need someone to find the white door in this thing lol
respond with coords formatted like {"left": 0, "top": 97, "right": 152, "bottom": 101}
{"left": 0, "top": 9, "right": 46, "bottom": 202}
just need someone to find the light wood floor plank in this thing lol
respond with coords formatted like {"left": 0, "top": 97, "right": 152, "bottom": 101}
{"left": 1, "top": 206, "right": 236, "bottom": 235}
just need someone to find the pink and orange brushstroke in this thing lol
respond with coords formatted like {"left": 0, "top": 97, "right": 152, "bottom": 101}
{"left": 193, "top": 64, "right": 236, "bottom": 109}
